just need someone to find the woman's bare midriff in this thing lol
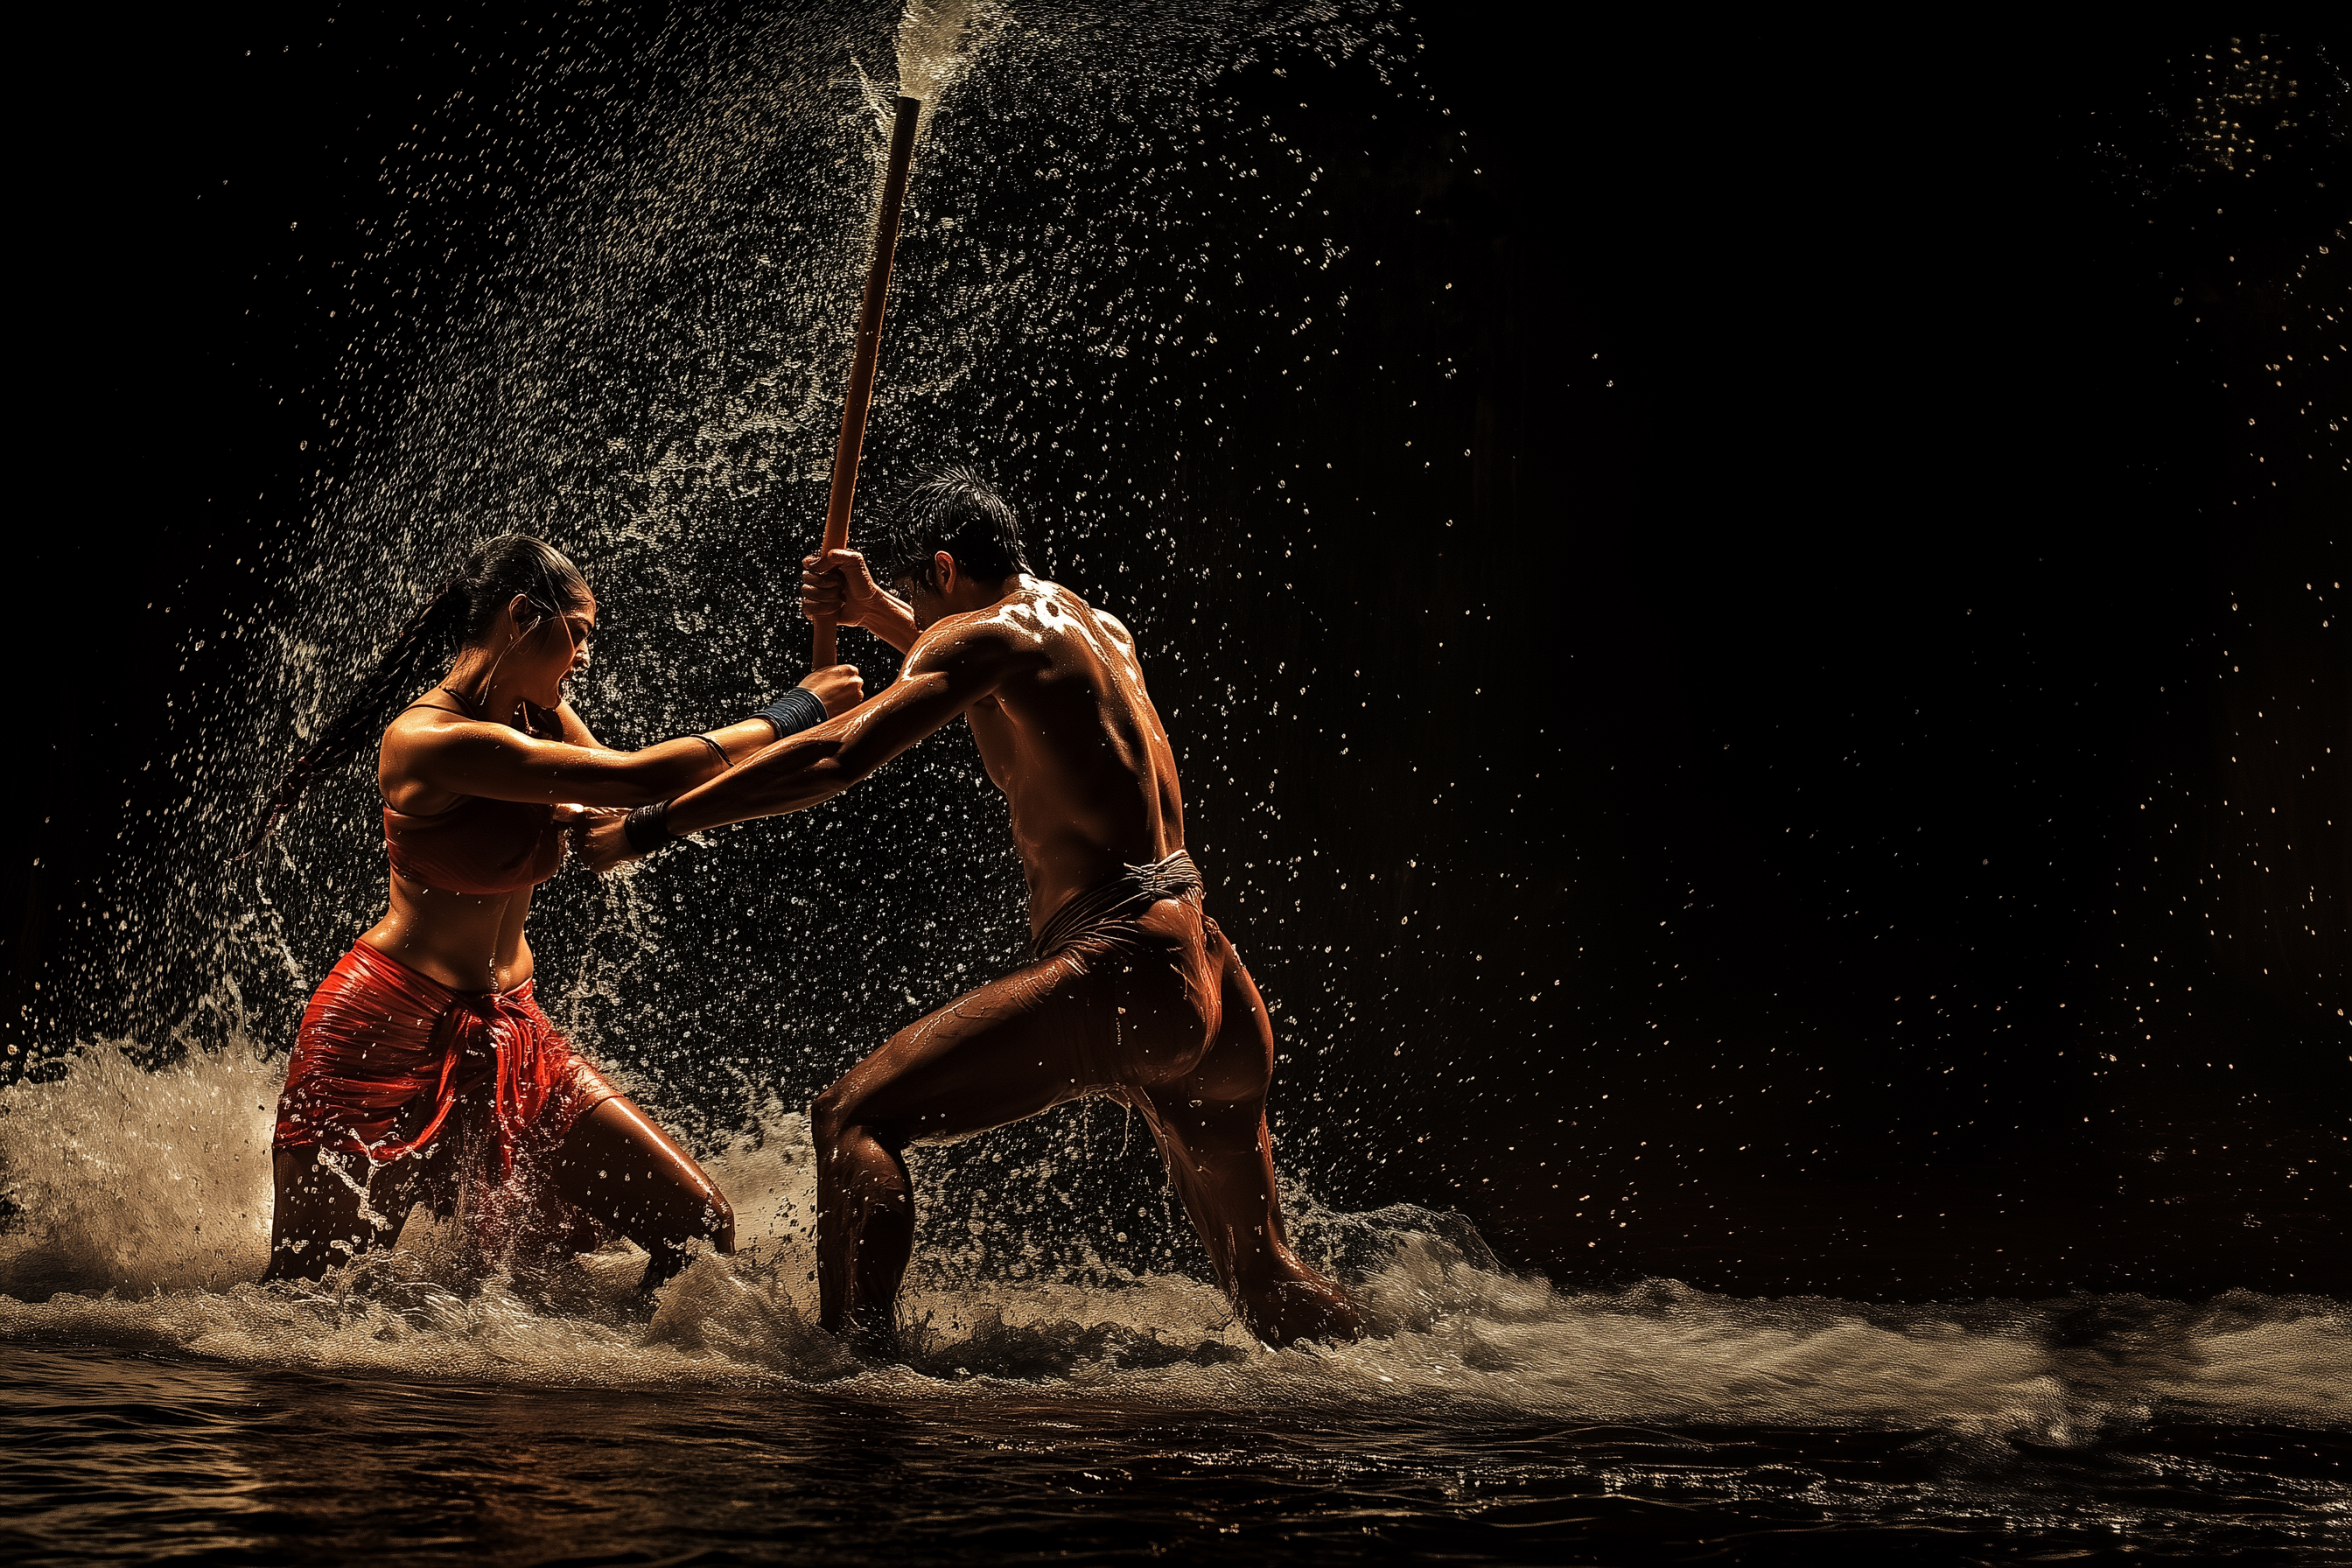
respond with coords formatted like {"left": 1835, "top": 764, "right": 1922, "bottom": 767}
{"left": 357, "top": 872, "right": 536, "bottom": 992}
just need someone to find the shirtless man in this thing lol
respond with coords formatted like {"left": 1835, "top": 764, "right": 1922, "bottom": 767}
{"left": 585, "top": 467, "right": 1359, "bottom": 1348}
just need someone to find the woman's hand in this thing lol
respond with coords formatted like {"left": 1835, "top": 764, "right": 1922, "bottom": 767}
{"left": 580, "top": 809, "right": 648, "bottom": 874}
{"left": 798, "top": 663, "right": 866, "bottom": 718}
{"left": 561, "top": 803, "right": 627, "bottom": 869}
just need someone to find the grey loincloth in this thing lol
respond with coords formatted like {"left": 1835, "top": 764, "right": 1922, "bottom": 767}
{"left": 1030, "top": 850, "right": 1205, "bottom": 962}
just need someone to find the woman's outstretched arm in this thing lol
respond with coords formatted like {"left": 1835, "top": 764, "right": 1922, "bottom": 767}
{"left": 394, "top": 666, "right": 864, "bottom": 808}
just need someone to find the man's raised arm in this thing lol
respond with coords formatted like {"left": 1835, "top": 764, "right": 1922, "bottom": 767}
{"left": 583, "top": 620, "right": 1021, "bottom": 870}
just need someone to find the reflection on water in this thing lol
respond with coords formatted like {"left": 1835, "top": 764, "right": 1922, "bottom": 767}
{"left": 4, "top": 1040, "right": 2346, "bottom": 1562}
{"left": 6, "top": 1346, "right": 2345, "bottom": 1565}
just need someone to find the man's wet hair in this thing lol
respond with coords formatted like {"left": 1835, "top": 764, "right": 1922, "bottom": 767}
{"left": 873, "top": 465, "right": 1032, "bottom": 590}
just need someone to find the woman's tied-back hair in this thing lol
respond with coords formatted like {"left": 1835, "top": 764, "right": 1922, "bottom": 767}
{"left": 873, "top": 464, "right": 1032, "bottom": 591}
{"left": 239, "top": 534, "right": 592, "bottom": 859}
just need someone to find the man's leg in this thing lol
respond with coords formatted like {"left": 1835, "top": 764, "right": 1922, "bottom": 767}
{"left": 1125, "top": 917, "right": 1362, "bottom": 1347}
{"left": 810, "top": 958, "right": 1109, "bottom": 1345}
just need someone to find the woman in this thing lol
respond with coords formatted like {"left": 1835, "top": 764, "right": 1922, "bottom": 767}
{"left": 248, "top": 535, "right": 858, "bottom": 1291}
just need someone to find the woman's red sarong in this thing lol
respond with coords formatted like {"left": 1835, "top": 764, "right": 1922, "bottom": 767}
{"left": 275, "top": 942, "right": 617, "bottom": 1177}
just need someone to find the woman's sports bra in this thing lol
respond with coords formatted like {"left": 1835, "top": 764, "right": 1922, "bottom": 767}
{"left": 384, "top": 794, "right": 565, "bottom": 896}
{"left": 382, "top": 696, "right": 567, "bottom": 896}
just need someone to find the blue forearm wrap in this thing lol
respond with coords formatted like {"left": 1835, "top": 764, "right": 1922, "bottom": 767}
{"left": 751, "top": 686, "right": 826, "bottom": 739}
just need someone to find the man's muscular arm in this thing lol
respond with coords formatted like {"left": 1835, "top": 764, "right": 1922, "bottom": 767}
{"left": 584, "top": 619, "right": 1028, "bottom": 867}
{"left": 673, "top": 620, "right": 1015, "bottom": 829}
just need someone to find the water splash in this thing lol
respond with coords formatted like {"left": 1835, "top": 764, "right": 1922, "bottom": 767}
{"left": 4, "top": 1041, "right": 2342, "bottom": 1432}
{"left": 0, "top": 1037, "right": 278, "bottom": 1299}
{"left": 10, "top": 4, "right": 2344, "bottom": 1466}
{"left": 33, "top": 4, "right": 1417, "bottom": 1216}
{"left": 892, "top": 0, "right": 1004, "bottom": 125}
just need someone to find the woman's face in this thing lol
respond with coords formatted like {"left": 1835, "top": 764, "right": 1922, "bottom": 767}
{"left": 509, "top": 592, "right": 597, "bottom": 708}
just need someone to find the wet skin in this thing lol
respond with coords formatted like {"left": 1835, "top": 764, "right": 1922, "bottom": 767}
{"left": 585, "top": 550, "right": 1362, "bottom": 1347}
{"left": 265, "top": 591, "right": 865, "bottom": 1289}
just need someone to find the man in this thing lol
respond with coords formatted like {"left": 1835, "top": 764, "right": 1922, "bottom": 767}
{"left": 586, "top": 466, "right": 1359, "bottom": 1349}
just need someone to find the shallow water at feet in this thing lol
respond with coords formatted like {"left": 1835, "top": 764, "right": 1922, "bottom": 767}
{"left": 4, "top": 1041, "right": 2348, "bottom": 1562}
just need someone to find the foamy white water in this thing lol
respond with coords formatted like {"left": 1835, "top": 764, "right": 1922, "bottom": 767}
{"left": 4, "top": 1040, "right": 2342, "bottom": 1436}
{"left": 892, "top": 0, "right": 1001, "bottom": 118}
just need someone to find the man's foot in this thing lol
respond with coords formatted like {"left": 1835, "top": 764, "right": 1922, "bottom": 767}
{"left": 1245, "top": 1273, "right": 1364, "bottom": 1348}
{"left": 832, "top": 1307, "right": 910, "bottom": 1364}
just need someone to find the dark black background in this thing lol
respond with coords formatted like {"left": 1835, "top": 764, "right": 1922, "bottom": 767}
{"left": 11, "top": 8, "right": 2346, "bottom": 1300}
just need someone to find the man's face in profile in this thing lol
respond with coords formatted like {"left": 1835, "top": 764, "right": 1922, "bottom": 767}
{"left": 897, "top": 574, "right": 947, "bottom": 631}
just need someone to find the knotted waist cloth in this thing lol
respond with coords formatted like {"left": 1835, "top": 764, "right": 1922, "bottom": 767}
{"left": 274, "top": 942, "right": 617, "bottom": 1173}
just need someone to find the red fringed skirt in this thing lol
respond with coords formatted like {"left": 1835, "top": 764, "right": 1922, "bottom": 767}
{"left": 275, "top": 942, "right": 618, "bottom": 1180}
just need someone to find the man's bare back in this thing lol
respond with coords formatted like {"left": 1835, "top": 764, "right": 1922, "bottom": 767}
{"left": 941, "top": 578, "right": 1187, "bottom": 941}
{"left": 586, "top": 478, "right": 1358, "bottom": 1348}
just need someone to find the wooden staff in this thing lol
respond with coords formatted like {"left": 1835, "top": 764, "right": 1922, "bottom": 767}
{"left": 814, "top": 94, "right": 922, "bottom": 668}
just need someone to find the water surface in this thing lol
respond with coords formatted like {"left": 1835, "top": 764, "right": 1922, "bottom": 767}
{"left": 8, "top": 1342, "right": 2345, "bottom": 1565}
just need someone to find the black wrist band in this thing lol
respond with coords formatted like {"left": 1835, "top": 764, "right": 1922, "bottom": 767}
{"left": 624, "top": 800, "right": 676, "bottom": 854}
{"left": 750, "top": 685, "right": 826, "bottom": 740}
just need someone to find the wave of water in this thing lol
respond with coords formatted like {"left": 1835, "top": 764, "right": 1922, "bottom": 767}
{"left": 5, "top": 1038, "right": 2342, "bottom": 1440}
